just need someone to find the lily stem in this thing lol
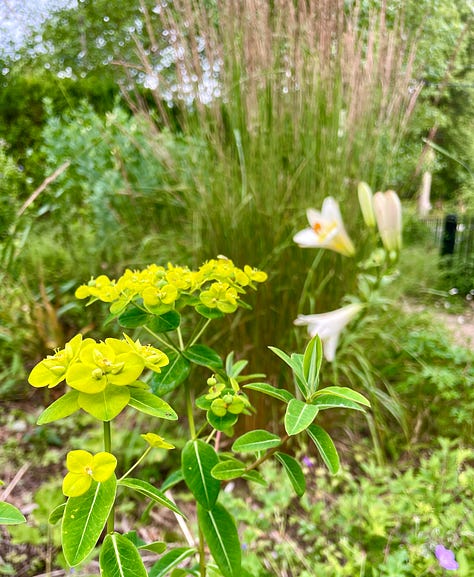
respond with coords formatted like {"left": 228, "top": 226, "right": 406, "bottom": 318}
{"left": 103, "top": 421, "right": 114, "bottom": 534}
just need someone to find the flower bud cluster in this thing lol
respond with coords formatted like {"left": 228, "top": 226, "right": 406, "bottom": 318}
{"left": 75, "top": 258, "right": 267, "bottom": 316}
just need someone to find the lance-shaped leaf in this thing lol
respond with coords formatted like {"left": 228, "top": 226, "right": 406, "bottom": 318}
{"left": 243, "top": 382, "right": 293, "bottom": 404}
{"left": 307, "top": 424, "right": 340, "bottom": 474}
{"left": 118, "top": 307, "right": 151, "bottom": 328}
{"left": 78, "top": 385, "right": 130, "bottom": 421}
{"left": 312, "top": 386, "right": 370, "bottom": 407}
{"left": 232, "top": 430, "right": 281, "bottom": 453}
{"left": 303, "top": 335, "right": 323, "bottom": 395}
{"left": 268, "top": 346, "right": 308, "bottom": 397}
{"left": 160, "top": 469, "right": 184, "bottom": 492}
{"left": 211, "top": 458, "right": 247, "bottom": 481}
{"left": 128, "top": 389, "right": 177, "bottom": 420}
{"left": 149, "top": 547, "right": 197, "bottom": 577}
{"left": 37, "top": 391, "right": 80, "bottom": 425}
{"left": 182, "top": 440, "right": 220, "bottom": 510}
{"left": 147, "top": 310, "right": 181, "bottom": 333}
{"left": 284, "top": 399, "right": 319, "bottom": 436}
{"left": 62, "top": 475, "right": 116, "bottom": 567}
{"left": 183, "top": 345, "right": 223, "bottom": 370}
{"left": 118, "top": 478, "right": 185, "bottom": 517}
{"left": 151, "top": 352, "right": 191, "bottom": 396}
{"left": 100, "top": 532, "right": 148, "bottom": 577}
{"left": 48, "top": 503, "right": 66, "bottom": 525}
{"left": 275, "top": 453, "right": 306, "bottom": 497}
{"left": 0, "top": 502, "right": 26, "bottom": 525}
{"left": 197, "top": 503, "right": 241, "bottom": 577}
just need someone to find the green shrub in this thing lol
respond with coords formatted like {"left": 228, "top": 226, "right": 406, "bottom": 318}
{"left": 225, "top": 439, "right": 473, "bottom": 576}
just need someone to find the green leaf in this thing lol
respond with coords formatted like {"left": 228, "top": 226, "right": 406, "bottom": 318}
{"left": 311, "top": 394, "right": 366, "bottom": 412}
{"left": 118, "top": 307, "right": 151, "bottom": 328}
{"left": 147, "top": 310, "right": 181, "bottom": 333}
{"left": 274, "top": 453, "right": 306, "bottom": 497}
{"left": 78, "top": 385, "right": 130, "bottom": 421}
{"left": 48, "top": 503, "right": 66, "bottom": 525}
{"left": 151, "top": 352, "right": 191, "bottom": 396}
{"left": 242, "top": 470, "right": 267, "bottom": 486}
{"left": 232, "top": 430, "right": 281, "bottom": 453}
{"left": 62, "top": 475, "right": 117, "bottom": 567}
{"left": 313, "top": 386, "right": 370, "bottom": 407}
{"left": 160, "top": 469, "right": 184, "bottom": 493}
{"left": 284, "top": 399, "right": 319, "bottom": 435}
{"left": 183, "top": 345, "right": 223, "bottom": 370}
{"left": 211, "top": 458, "right": 247, "bottom": 481}
{"left": 182, "top": 440, "right": 220, "bottom": 510}
{"left": 197, "top": 503, "right": 241, "bottom": 577}
{"left": 37, "top": 391, "right": 80, "bottom": 425}
{"left": 100, "top": 532, "right": 148, "bottom": 577}
{"left": 128, "top": 389, "right": 178, "bottom": 420}
{"left": 243, "top": 382, "right": 293, "bottom": 404}
{"left": 118, "top": 478, "right": 185, "bottom": 517}
{"left": 303, "top": 335, "right": 322, "bottom": 395}
{"left": 206, "top": 410, "right": 238, "bottom": 432}
{"left": 307, "top": 424, "right": 340, "bottom": 474}
{"left": 149, "top": 547, "right": 197, "bottom": 577}
{"left": 0, "top": 502, "right": 26, "bottom": 525}
{"left": 269, "top": 346, "right": 308, "bottom": 397}
{"left": 139, "top": 541, "right": 167, "bottom": 554}
{"left": 195, "top": 304, "right": 225, "bottom": 319}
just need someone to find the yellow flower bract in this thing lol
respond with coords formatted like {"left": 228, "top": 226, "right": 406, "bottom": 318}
{"left": 62, "top": 450, "right": 117, "bottom": 497}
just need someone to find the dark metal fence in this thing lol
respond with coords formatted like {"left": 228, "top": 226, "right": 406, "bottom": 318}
{"left": 419, "top": 214, "right": 474, "bottom": 263}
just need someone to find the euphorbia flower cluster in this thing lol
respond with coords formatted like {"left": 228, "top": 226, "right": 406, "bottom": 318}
{"left": 75, "top": 258, "right": 267, "bottom": 316}
{"left": 28, "top": 334, "right": 168, "bottom": 393}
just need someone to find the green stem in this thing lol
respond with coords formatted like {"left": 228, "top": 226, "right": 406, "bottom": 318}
{"left": 198, "top": 523, "right": 206, "bottom": 577}
{"left": 103, "top": 421, "right": 115, "bottom": 534}
{"left": 185, "top": 383, "right": 196, "bottom": 439}
{"left": 177, "top": 327, "right": 185, "bottom": 351}
{"left": 297, "top": 251, "right": 324, "bottom": 314}
{"left": 143, "top": 325, "right": 179, "bottom": 353}
{"left": 117, "top": 447, "right": 152, "bottom": 482}
{"left": 245, "top": 434, "right": 290, "bottom": 473}
{"left": 188, "top": 318, "right": 212, "bottom": 348}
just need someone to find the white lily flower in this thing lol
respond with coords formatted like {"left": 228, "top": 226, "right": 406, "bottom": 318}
{"left": 294, "top": 303, "right": 363, "bottom": 362}
{"left": 372, "top": 190, "right": 402, "bottom": 252}
{"left": 293, "top": 196, "right": 356, "bottom": 257}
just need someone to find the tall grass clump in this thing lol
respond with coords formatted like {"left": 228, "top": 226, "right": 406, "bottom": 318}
{"left": 123, "top": 0, "right": 422, "bottom": 384}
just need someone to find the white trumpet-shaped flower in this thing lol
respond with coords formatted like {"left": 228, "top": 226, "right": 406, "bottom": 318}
{"left": 293, "top": 197, "right": 356, "bottom": 257}
{"left": 294, "top": 303, "right": 363, "bottom": 362}
{"left": 372, "top": 190, "right": 402, "bottom": 252}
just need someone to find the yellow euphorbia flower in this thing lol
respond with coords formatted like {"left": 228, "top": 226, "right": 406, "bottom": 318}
{"left": 122, "top": 334, "right": 169, "bottom": 372}
{"left": 66, "top": 338, "right": 145, "bottom": 394}
{"left": 199, "top": 282, "right": 238, "bottom": 313}
{"left": 28, "top": 334, "right": 83, "bottom": 389}
{"left": 141, "top": 433, "right": 175, "bottom": 450}
{"left": 62, "top": 450, "right": 117, "bottom": 497}
{"left": 293, "top": 197, "right": 355, "bottom": 257}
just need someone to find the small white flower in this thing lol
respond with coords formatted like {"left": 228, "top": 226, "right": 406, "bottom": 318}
{"left": 293, "top": 197, "right": 355, "bottom": 257}
{"left": 294, "top": 303, "right": 363, "bottom": 361}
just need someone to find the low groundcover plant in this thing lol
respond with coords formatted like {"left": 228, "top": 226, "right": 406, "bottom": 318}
{"left": 23, "top": 257, "right": 370, "bottom": 577}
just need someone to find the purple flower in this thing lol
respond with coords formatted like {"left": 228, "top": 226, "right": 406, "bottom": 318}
{"left": 435, "top": 545, "right": 459, "bottom": 570}
{"left": 302, "top": 456, "right": 313, "bottom": 467}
